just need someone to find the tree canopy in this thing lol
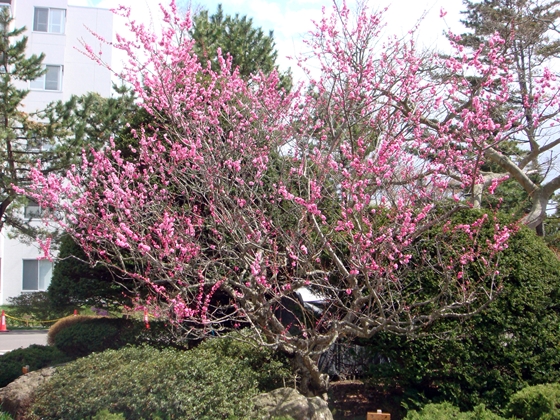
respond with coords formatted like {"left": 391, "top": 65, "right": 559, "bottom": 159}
{"left": 455, "top": 0, "right": 560, "bottom": 234}
{"left": 0, "top": 9, "right": 136, "bottom": 238}
{"left": 0, "top": 7, "right": 52, "bottom": 234}
{"left": 190, "top": 4, "right": 291, "bottom": 90}
{"left": 24, "top": 1, "right": 542, "bottom": 396}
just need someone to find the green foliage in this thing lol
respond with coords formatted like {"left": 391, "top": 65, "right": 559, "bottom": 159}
{"left": 48, "top": 235, "right": 130, "bottom": 312}
{"left": 191, "top": 4, "right": 291, "bottom": 90}
{"left": 0, "top": 8, "right": 45, "bottom": 222}
{"left": 404, "top": 402, "right": 506, "bottom": 420}
{"left": 7, "top": 292, "right": 64, "bottom": 328}
{"left": 47, "top": 315, "right": 103, "bottom": 345}
{"left": 92, "top": 410, "right": 126, "bottom": 420}
{"left": 0, "top": 9, "right": 105, "bottom": 237}
{"left": 0, "top": 412, "right": 13, "bottom": 420}
{"left": 365, "top": 210, "right": 560, "bottom": 412}
{"left": 0, "top": 9, "right": 138, "bottom": 240}
{"left": 505, "top": 383, "right": 560, "bottom": 420}
{"left": 40, "top": 83, "right": 137, "bottom": 154}
{"left": 0, "top": 345, "right": 69, "bottom": 388}
{"left": 459, "top": 0, "right": 560, "bottom": 57}
{"left": 53, "top": 318, "right": 120, "bottom": 357}
{"left": 51, "top": 317, "right": 184, "bottom": 358}
{"left": 197, "top": 330, "right": 292, "bottom": 392}
{"left": 30, "top": 339, "right": 289, "bottom": 420}
{"left": 454, "top": 0, "right": 560, "bottom": 232}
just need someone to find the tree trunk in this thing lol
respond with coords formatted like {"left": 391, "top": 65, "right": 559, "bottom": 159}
{"left": 522, "top": 190, "right": 548, "bottom": 235}
{"left": 293, "top": 352, "right": 330, "bottom": 399}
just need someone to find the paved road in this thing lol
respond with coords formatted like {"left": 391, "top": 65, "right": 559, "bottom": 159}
{"left": 0, "top": 330, "right": 48, "bottom": 355}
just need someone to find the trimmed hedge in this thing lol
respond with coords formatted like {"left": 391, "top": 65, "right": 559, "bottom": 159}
{"left": 50, "top": 316, "right": 185, "bottom": 358}
{"left": 47, "top": 315, "right": 104, "bottom": 346}
{"left": 30, "top": 333, "right": 291, "bottom": 420}
{"left": 195, "top": 330, "right": 292, "bottom": 392}
{"left": 0, "top": 345, "right": 70, "bottom": 388}
{"left": 1, "top": 318, "right": 177, "bottom": 389}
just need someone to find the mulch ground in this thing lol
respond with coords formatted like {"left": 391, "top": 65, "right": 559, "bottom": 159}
{"left": 328, "top": 380, "right": 406, "bottom": 420}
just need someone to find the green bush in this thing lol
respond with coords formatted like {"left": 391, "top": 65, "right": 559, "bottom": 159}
{"left": 0, "top": 345, "right": 70, "bottom": 388}
{"left": 92, "top": 410, "right": 126, "bottom": 420}
{"left": 48, "top": 235, "right": 133, "bottom": 312}
{"left": 47, "top": 315, "right": 104, "bottom": 345}
{"left": 404, "top": 402, "right": 506, "bottom": 419}
{"left": 365, "top": 210, "right": 560, "bottom": 412}
{"left": 53, "top": 317, "right": 121, "bottom": 357}
{"left": 6, "top": 292, "right": 64, "bottom": 328}
{"left": 197, "top": 330, "right": 292, "bottom": 392}
{"left": 52, "top": 317, "right": 184, "bottom": 358}
{"left": 505, "top": 383, "right": 560, "bottom": 420}
{"left": 30, "top": 338, "right": 290, "bottom": 420}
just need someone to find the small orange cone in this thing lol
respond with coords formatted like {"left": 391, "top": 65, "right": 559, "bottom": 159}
{"left": 0, "top": 310, "right": 8, "bottom": 332}
{"left": 144, "top": 309, "right": 150, "bottom": 329}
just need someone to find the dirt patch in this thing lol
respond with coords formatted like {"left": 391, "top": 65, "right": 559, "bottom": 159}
{"left": 328, "top": 380, "right": 406, "bottom": 420}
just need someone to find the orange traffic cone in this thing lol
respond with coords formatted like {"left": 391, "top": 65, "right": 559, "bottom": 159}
{"left": 0, "top": 310, "right": 8, "bottom": 332}
{"left": 144, "top": 309, "right": 150, "bottom": 329}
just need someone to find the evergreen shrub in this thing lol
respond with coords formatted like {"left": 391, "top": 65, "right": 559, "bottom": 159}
{"left": 505, "top": 383, "right": 560, "bottom": 420}
{"left": 92, "top": 410, "right": 126, "bottom": 420}
{"left": 404, "top": 402, "right": 505, "bottom": 419}
{"left": 0, "top": 345, "right": 70, "bottom": 388}
{"left": 30, "top": 335, "right": 291, "bottom": 420}
{"left": 51, "top": 317, "right": 181, "bottom": 358}
{"left": 47, "top": 315, "right": 102, "bottom": 345}
{"left": 365, "top": 210, "right": 560, "bottom": 412}
{"left": 7, "top": 292, "right": 63, "bottom": 328}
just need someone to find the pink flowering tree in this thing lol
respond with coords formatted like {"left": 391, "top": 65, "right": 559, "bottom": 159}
{"left": 25, "top": 2, "right": 523, "bottom": 395}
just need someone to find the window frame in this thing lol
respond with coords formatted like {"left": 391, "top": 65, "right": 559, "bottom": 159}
{"left": 33, "top": 7, "right": 65, "bottom": 34}
{"left": 30, "top": 65, "right": 63, "bottom": 91}
{"left": 24, "top": 198, "right": 42, "bottom": 219}
{"left": 0, "top": 52, "right": 6, "bottom": 74}
{"left": 0, "top": 3, "right": 10, "bottom": 33}
{"left": 22, "top": 259, "right": 53, "bottom": 292}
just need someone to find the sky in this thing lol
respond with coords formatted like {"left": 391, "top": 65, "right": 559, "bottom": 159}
{"left": 68, "top": 0, "right": 468, "bottom": 81}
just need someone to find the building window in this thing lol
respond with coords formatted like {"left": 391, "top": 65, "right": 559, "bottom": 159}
{"left": 33, "top": 7, "right": 65, "bottom": 34}
{"left": 22, "top": 259, "right": 52, "bottom": 291}
{"left": 0, "top": 52, "right": 6, "bottom": 73}
{"left": 30, "top": 65, "right": 62, "bottom": 91}
{"left": 26, "top": 136, "right": 52, "bottom": 152}
{"left": 0, "top": 3, "right": 10, "bottom": 32}
{"left": 24, "top": 198, "right": 42, "bottom": 219}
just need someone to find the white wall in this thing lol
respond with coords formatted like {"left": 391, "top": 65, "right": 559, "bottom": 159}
{"left": 0, "top": 0, "right": 113, "bottom": 304}
{"left": 64, "top": 6, "right": 112, "bottom": 99}
{"left": 11, "top": 0, "right": 112, "bottom": 112}
{"left": 0, "top": 221, "right": 50, "bottom": 304}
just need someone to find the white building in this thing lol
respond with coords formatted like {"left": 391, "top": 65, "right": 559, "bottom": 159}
{"left": 0, "top": 0, "right": 113, "bottom": 304}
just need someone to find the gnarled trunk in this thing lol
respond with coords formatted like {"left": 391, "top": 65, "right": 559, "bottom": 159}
{"left": 293, "top": 352, "right": 330, "bottom": 399}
